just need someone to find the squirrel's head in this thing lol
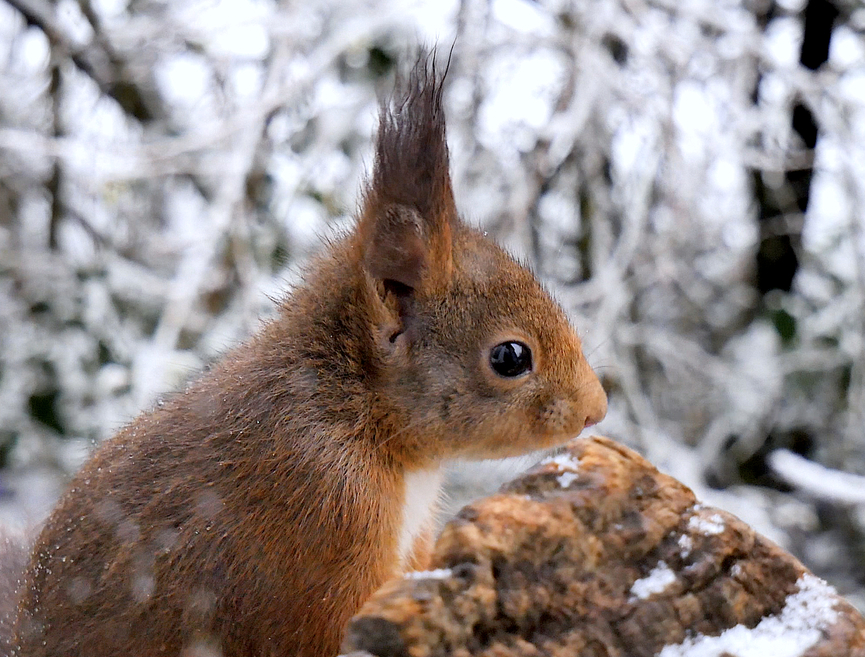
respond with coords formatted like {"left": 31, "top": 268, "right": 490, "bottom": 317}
{"left": 352, "top": 52, "right": 607, "bottom": 463}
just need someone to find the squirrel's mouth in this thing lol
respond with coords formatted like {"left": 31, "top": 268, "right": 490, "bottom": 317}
{"left": 458, "top": 426, "right": 587, "bottom": 461}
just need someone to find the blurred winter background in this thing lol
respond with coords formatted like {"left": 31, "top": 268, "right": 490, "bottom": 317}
{"left": 1, "top": 0, "right": 864, "bottom": 608}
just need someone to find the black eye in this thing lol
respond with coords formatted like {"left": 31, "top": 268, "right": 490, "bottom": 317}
{"left": 489, "top": 341, "right": 532, "bottom": 378}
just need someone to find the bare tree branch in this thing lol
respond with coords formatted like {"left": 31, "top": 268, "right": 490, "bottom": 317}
{"left": 5, "top": 0, "right": 160, "bottom": 121}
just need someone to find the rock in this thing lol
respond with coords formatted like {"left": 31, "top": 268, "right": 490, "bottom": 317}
{"left": 342, "top": 436, "right": 865, "bottom": 657}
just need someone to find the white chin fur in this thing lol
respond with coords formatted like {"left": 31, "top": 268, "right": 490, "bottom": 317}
{"left": 398, "top": 467, "right": 444, "bottom": 569}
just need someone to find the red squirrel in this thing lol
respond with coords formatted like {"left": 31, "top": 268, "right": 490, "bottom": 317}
{"left": 11, "top": 54, "right": 607, "bottom": 657}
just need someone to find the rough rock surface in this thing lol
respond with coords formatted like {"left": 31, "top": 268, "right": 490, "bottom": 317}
{"left": 343, "top": 436, "right": 865, "bottom": 657}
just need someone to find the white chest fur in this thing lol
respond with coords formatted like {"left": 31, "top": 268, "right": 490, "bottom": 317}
{"left": 397, "top": 467, "right": 444, "bottom": 569}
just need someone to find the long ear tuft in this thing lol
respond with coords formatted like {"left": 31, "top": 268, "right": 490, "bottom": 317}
{"left": 370, "top": 49, "right": 454, "bottom": 219}
{"left": 357, "top": 48, "right": 456, "bottom": 291}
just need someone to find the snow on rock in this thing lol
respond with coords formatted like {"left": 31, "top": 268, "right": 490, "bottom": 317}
{"left": 630, "top": 561, "right": 677, "bottom": 600}
{"left": 688, "top": 512, "right": 725, "bottom": 535}
{"left": 542, "top": 451, "right": 581, "bottom": 487}
{"left": 658, "top": 574, "right": 841, "bottom": 657}
{"left": 542, "top": 452, "right": 580, "bottom": 471}
{"left": 403, "top": 568, "right": 453, "bottom": 580}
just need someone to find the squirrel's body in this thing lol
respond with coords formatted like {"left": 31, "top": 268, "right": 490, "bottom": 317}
{"left": 12, "top": 55, "right": 607, "bottom": 657}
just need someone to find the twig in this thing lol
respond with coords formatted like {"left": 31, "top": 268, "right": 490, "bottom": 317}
{"left": 769, "top": 449, "right": 865, "bottom": 505}
{"left": 5, "top": 0, "right": 158, "bottom": 121}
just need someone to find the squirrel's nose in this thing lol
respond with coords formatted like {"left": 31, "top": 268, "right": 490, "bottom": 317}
{"left": 582, "top": 373, "right": 608, "bottom": 428}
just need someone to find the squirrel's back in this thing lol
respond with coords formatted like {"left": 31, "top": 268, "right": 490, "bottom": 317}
{"left": 11, "top": 52, "right": 607, "bottom": 657}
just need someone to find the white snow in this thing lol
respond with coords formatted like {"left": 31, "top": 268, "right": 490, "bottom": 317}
{"left": 658, "top": 573, "right": 840, "bottom": 657}
{"left": 491, "top": 0, "right": 554, "bottom": 36}
{"left": 678, "top": 534, "right": 693, "bottom": 558}
{"left": 830, "top": 25, "right": 865, "bottom": 70}
{"left": 542, "top": 452, "right": 580, "bottom": 471}
{"left": 630, "top": 561, "right": 677, "bottom": 600}
{"left": 688, "top": 513, "right": 725, "bottom": 536}
{"left": 404, "top": 568, "right": 453, "bottom": 580}
{"left": 477, "top": 49, "right": 567, "bottom": 156}
{"left": 543, "top": 452, "right": 581, "bottom": 487}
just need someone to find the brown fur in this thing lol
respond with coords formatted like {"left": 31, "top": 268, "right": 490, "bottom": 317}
{"left": 11, "top": 53, "right": 607, "bottom": 657}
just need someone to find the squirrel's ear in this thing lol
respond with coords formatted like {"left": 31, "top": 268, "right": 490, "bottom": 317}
{"left": 361, "top": 205, "right": 429, "bottom": 290}
{"left": 356, "top": 51, "right": 455, "bottom": 292}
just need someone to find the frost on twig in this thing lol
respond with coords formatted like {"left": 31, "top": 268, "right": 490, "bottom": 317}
{"left": 769, "top": 449, "right": 865, "bottom": 506}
